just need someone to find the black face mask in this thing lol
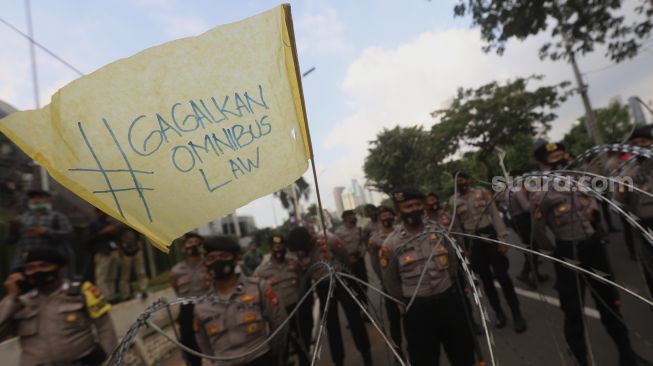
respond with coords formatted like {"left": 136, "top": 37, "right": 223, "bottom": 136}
{"left": 26, "top": 269, "right": 59, "bottom": 288}
{"left": 186, "top": 246, "right": 200, "bottom": 257}
{"left": 272, "top": 249, "right": 286, "bottom": 261}
{"left": 401, "top": 210, "right": 424, "bottom": 226}
{"left": 428, "top": 203, "right": 439, "bottom": 211}
{"left": 207, "top": 259, "right": 236, "bottom": 280}
{"left": 381, "top": 218, "right": 394, "bottom": 228}
{"left": 456, "top": 184, "right": 469, "bottom": 193}
{"left": 549, "top": 158, "right": 569, "bottom": 170}
{"left": 350, "top": 218, "right": 358, "bottom": 225}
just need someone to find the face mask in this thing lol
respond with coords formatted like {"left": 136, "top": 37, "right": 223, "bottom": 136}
{"left": 186, "top": 246, "right": 200, "bottom": 257}
{"left": 456, "top": 184, "right": 469, "bottom": 193}
{"left": 401, "top": 210, "right": 424, "bottom": 226}
{"left": 381, "top": 218, "right": 394, "bottom": 228}
{"left": 349, "top": 218, "right": 357, "bottom": 225}
{"left": 207, "top": 258, "right": 236, "bottom": 280}
{"left": 272, "top": 249, "right": 286, "bottom": 261}
{"left": 548, "top": 158, "right": 568, "bottom": 170}
{"left": 26, "top": 269, "right": 59, "bottom": 288}
{"left": 428, "top": 203, "right": 439, "bottom": 211}
{"left": 28, "top": 203, "right": 51, "bottom": 212}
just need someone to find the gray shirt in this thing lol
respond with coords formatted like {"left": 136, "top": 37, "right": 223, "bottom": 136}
{"left": 380, "top": 221, "right": 457, "bottom": 300}
{"left": 194, "top": 274, "right": 288, "bottom": 366}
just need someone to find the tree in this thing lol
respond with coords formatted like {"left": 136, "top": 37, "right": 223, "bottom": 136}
{"left": 562, "top": 101, "right": 633, "bottom": 155}
{"left": 273, "top": 177, "right": 310, "bottom": 213}
{"left": 431, "top": 75, "right": 571, "bottom": 179}
{"left": 454, "top": 0, "right": 653, "bottom": 62}
{"left": 363, "top": 126, "right": 435, "bottom": 194}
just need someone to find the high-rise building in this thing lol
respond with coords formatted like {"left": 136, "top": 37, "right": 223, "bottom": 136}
{"left": 333, "top": 186, "right": 345, "bottom": 217}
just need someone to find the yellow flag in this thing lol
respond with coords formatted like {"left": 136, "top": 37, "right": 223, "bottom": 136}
{"left": 0, "top": 5, "right": 310, "bottom": 251}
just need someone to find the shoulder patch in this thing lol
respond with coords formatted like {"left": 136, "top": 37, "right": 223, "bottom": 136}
{"left": 81, "top": 281, "right": 110, "bottom": 319}
{"left": 265, "top": 287, "right": 280, "bottom": 307}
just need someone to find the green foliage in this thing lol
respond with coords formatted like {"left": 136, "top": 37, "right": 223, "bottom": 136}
{"left": 454, "top": 0, "right": 653, "bottom": 62}
{"left": 363, "top": 125, "right": 436, "bottom": 194}
{"left": 562, "top": 101, "right": 633, "bottom": 156}
{"left": 431, "top": 75, "right": 571, "bottom": 179}
{"left": 273, "top": 177, "right": 310, "bottom": 211}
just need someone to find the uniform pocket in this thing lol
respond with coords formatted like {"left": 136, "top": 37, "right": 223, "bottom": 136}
{"left": 231, "top": 309, "right": 264, "bottom": 347}
{"left": 57, "top": 301, "right": 88, "bottom": 330}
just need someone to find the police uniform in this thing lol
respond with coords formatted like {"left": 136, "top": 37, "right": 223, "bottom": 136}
{"left": 308, "top": 233, "right": 373, "bottom": 366}
{"left": 368, "top": 226, "right": 403, "bottom": 357}
{"left": 334, "top": 224, "right": 369, "bottom": 305}
{"left": 503, "top": 184, "right": 546, "bottom": 287}
{"left": 532, "top": 141, "right": 645, "bottom": 366}
{"left": 0, "top": 247, "right": 117, "bottom": 366}
{"left": 193, "top": 273, "right": 288, "bottom": 366}
{"left": 253, "top": 252, "right": 310, "bottom": 366}
{"left": 448, "top": 185, "right": 524, "bottom": 329}
{"left": 380, "top": 215, "right": 473, "bottom": 366}
{"left": 170, "top": 259, "right": 209, "bottom": 366}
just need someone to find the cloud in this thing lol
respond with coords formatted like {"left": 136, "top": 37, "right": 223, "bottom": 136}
{"left": 296, "top": 7, "right": 352, "bottom": 56}
{"left": 318, "top": 26, "right": 653, "bottom": 206}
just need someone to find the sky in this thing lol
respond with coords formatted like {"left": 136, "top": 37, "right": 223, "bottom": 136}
{"left": 1, "top": 0, "right": 652, "bottom": 229}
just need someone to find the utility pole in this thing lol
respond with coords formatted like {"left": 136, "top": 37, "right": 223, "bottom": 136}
{"left": 568, "top": 46, "right": 603, "bottom": 145}
{"left": 25, "top": 0, "right": 49, "bottom": 191}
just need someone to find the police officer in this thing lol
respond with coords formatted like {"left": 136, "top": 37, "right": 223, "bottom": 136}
{"left": 381, "top": 187, "right": 474, "bottom": 366}
{"left": 287, "top": 226, "right": 373, "bottom": 366}
{"left": 448, "top": 171, "right": 527, "bottom": 332}
{"left": 335, "top": 210, "right": 369, "bottom": 304}
{"left": 194, "top": 236, "right": 287, "bottom": 366}
{"left": 503, "top": 174, "right": 548, "bottom": 289}
{"left": 368, "top": 205, "right": 403, "bottom": 358}
{"left": 362, "top": 204, "right": 381, "bottom": 246}
{"left": 8, "top": 190, "right": 75, "bottom": 279}
{"left": 253, "top": 234, "right": 310, "bottom": 366}
{"left": 618, "top": 125, "right": 653, "bottom": 298}
{"left": 0, "top": 245, "right": 117, "bottom": 365}
{"left": 532, "top": 141, "right": 651, "bottom": 366}
{"left": 170, "top": 233, "right": 209, "bottom": 366}
{"left": 425, "top": 192, "right": 452, "bottom": 227}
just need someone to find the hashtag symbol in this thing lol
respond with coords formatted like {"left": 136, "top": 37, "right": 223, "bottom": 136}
{"left": 69, "top": 119, "right": 154, "bottom": 222}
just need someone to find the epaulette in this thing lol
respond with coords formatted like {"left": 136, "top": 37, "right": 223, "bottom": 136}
{"left": 81, "top": 281, "right": 111, "bottom": 319}
{"left": 67, "top": 276, "right": 84, "bottom": 296}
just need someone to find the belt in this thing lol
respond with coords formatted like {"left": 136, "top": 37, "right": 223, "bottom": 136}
{"left": 474, "top": 225, "right": 496, "bottom": 236}
{"left": 410, "top": 285, "right": 456, "bottom": 305}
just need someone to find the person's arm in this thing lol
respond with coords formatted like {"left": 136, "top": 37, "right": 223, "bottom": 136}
{"left": 486, "top": 189, "right": 509, "bottom": 241}
{"left": 194, "top": 309, "right": 213, "bottom": 357}
{"left": 92, "top": 312, "right": 118, "bottom": 356}
{"left": 380, "top": 238, "right": 403, "bottom": 301}
{"left": 530, "top": 194, "right": 555, "bottom": 251}
{"left": 259, "top": 281, "right": 288, "bottom": 353}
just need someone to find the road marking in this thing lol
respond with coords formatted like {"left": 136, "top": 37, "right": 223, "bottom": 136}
{"left": 501, "top": 283, "right": 600, "bottom": 319}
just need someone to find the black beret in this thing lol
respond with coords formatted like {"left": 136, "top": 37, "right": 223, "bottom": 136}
{"left": 377, "top": 205, "right": 396, "bottom": 215}
{"left": 23, "top": 246, "right": 67, "bottom": 266}
{"left": 203, "top": 236, "right": 241, "bottom": 255}
{"left": 628, "top": 125, "right": 653, "bottom": 141}
{"left": 26, "top": 189, "right": 51, "bottom": 198}
{"left": 183, "top": 232, "right": 204, "bottom": 243}
{"left": 341, "top": 210, "right": 356, "bottom": 219}
{"left": 391, "top": 187, "right": 425, "bottom": 203}
{"left": 287, "top": 226, "right": 313, "bottom": 252}
{"left": 533, "top": 141, "right": 566, "bottom": 163}
{"left": 452, "top": 170, "right": 470, "bottom": 179}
